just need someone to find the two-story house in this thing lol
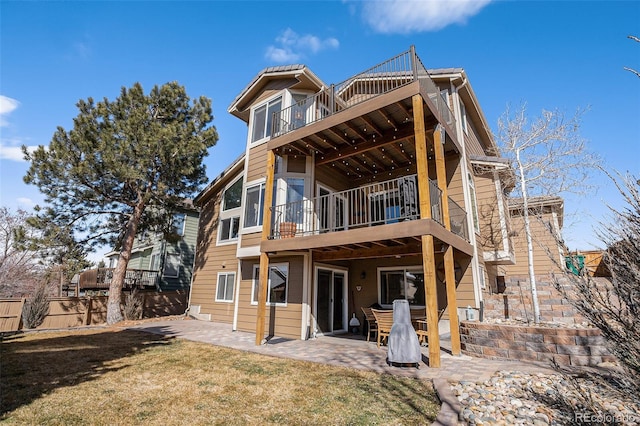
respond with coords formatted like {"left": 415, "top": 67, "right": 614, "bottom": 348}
{"left": 188, "top": 47, "right": 517, "bottom": 367}
{"left": 79, "top": 206, "right": 199, "bottom": 294}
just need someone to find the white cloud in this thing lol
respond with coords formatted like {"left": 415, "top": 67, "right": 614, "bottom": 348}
{"left": 361, "top": 0, "right": 492, "bottom": 33}
{"left": 16, "top": 197, "right": 35, "bottom": 208}
{"left": 0, "top": 143, "right": 38, "bottom": 162}
{"left": 0, "top": 95, "right": 19, "bottom": 127}
{"left": 266, "top": 28, "right": 340, "bottom": 63}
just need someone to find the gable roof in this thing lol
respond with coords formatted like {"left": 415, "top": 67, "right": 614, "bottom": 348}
{"left": 227, "top": 65, "right": 326, "bottom": 122}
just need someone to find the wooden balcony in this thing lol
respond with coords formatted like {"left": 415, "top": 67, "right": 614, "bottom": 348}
{"left": 78, "top": 268, "right": 159, "bottom": 290}
{"left": 262, "top": 174, "right": 472, "bottom": 259}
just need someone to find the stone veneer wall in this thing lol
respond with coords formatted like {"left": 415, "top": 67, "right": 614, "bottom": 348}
{"left": 460, "top": 321, "right": 615, "bottom": 367}
{"left": 482, "top": 275, "right": 586, "bottom": 325}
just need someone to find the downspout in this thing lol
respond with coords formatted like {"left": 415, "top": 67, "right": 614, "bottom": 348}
{"left": 232, "top": 258, "right": 241, "bottom": 330}
{"left": 185, "top": 237, "right": 196, "bottom": 316}
{"left": 300, "top": 250, "right": 312, "bottom": 340}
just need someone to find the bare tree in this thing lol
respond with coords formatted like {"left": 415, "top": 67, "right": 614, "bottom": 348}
{"left": 559, "top": 172, "right": 640, "bottom": 385}
{"left": 495, "top": 104, "right": 599, "bottom": 323}
{"left": 624, "top": 35, "right": 640, "bottom": 78}
{"left": 0, "top": 207, "right": 42, "bottom": 297}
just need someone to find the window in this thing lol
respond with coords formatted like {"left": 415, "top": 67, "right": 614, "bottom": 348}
{"left": 219, "top": 217, "right": 240, "bottom": 242}
{"left": 215, "top": 272, "right": 236, "bottom": 302}
{"left": 244, "top": 182, "right": 265, "bottom": 228}
{"left": 172, "top": 213, "right": 186, "bottom": 237}
{"left": 219, "top": 178, "right": 242, "bottom": 243}
{"left": 150, "top": 253, "right": 160, "bottom": 271}
{"left": 223, "top": 178, "right": 243, "bottom": 211}
{"left": 163, "top": 252, "right": 180, "bottom": 278}
{"left": 468, "top": 173, "right": 480, "bottom": 233}
{"left": 251, "top": 263, "right": 288, "bottom": 305}
{"left": 285, "top": 178, "right": 305, "bottom": 224}
{"left": 251, "top": 96, "right": 282, "bottom": 143}
{"left": 379, "top": 268, "right": 425, "bottom": 306}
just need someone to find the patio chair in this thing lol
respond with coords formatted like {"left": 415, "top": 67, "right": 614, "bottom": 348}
{"left": 361, "top": 307, "right": 378, "bottom": 343}
{"left": 371, "top": 308, "right": 394, "bottom": 348}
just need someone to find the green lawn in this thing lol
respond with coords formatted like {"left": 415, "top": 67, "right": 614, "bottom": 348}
{"left": 1, "top": 328, "right": 439, "bottom": 425}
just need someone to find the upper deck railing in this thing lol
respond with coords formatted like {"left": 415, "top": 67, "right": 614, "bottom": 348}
{"left": 270, "top": 46, "right": 457, "bottom": 138}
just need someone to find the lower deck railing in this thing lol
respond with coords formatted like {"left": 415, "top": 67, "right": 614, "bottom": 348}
{"left": 269, "top": 174, "right": 467, "bottom": 240}
{"left": 78, "top": 268, "right": 159, "bottom": 290}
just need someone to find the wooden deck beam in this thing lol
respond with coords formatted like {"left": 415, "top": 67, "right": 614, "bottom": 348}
{"left": 434, "top": 124, "right": 461, "bottom": 356}
{"left": 413, "top": 94, "right": 440, "bottom": 367}
{"left": 255, "top": 150, "right": 276, "bottom": 346}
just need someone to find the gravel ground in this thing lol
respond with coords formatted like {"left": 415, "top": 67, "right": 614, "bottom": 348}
{"left": 451, "top": 370, "right": 640, "bottom": 425}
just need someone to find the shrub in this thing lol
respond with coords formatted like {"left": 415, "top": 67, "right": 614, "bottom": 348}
{"left": 122, "top": 289, "right": 143, "bottom": 321}
{"left": 22, "top": 282, "right": 50, "bottom": 329}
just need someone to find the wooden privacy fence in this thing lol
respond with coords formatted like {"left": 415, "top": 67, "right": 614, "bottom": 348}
{"left": 0, "top": 298, "right": 26, "bottom": 332}
{"left": 0, "top": 290, "right": 187, "bottom": 332}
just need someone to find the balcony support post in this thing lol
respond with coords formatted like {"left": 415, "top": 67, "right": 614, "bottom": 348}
{"left": 433, "top": 124, "right": 461, "bottom": 356}
{"left": 413, "top": 94, "right": 440, "bottom": 367}
{"left": 256, "top": 149, "right": 276, "bottom": 346}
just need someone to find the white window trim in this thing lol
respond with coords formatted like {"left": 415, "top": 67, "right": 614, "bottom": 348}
{"left": 460, "top": 100, "right": 468, "bottom": 135}
{"left": 215, "top": 272, "right": 236, "bottom": 303}
{"left": 377, "top": 265, "right": 425, "bottom": 309}
{"left": 251, "top": 262, "right": 289, "bottom": 307}
{"left": 217, "top": 176, "right": 243, "bottom": 246}
{"left": 248, "top": 93, "right": 283, "bottom": 146}
{"left": 241, "top": 178, "right": 266, "bottom": 234}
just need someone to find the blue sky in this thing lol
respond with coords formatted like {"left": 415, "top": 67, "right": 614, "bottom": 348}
{"left": 1, "top": 0, "right": 639, "bottom": 261}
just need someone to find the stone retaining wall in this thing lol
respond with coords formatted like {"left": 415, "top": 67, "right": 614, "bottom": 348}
{"left": 482, "top": 275, "right": 587, "bottom": 325}
{"left": 460, "top": 321, "right": 615, "bottom": 366}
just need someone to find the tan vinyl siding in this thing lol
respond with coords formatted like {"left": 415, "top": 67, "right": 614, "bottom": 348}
{"left": 252, "top": 79, "right": 297, "bottom": 107}
{"left": 464, "top": 119, "right": 486, "bottom": 157}
{"left": 240, "top": 232, "right": 262, "bottom": 248}
{"left": 502, "top": 212, "right": 563, "bottom": 277}
{"left": 191, "top": 172, "right": 243, "bottom": 322}
{"left": 315, "top": 167, "right": 351, "bottom": 193}
{"left": 235, "top": 256, "right": 305, "bottom": 340}
{"left": 246, "top": 143, "right": 268, "bottom": 182}
{"left": 446, "top": 159, "right": 465, "bottom": 206}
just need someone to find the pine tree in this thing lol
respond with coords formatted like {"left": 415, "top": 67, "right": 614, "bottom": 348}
{"left": 23, "top": 82, "right": 218, "bottom": 323}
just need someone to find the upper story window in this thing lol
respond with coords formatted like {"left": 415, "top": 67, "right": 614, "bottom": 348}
{"left": 223, "top": 178, "right": 243, "bottom": 211}
{"left": 251, "top": 96, "right": 282, "bottom": 143}
{"left": 244, "top": 181, "right": 266, "bottom": 229}
{"left": 172, "top": 213, "right": 186, "bottom": 237}
{"left": 218, "top": 177, "right": 243, "bottom": 244}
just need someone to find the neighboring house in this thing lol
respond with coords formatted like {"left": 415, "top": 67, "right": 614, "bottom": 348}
{"left": 188, "top": 47, "right": 562, "bottom": 364}
{"left": 80, "top": 205, "right": 199, "bottom": 293}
